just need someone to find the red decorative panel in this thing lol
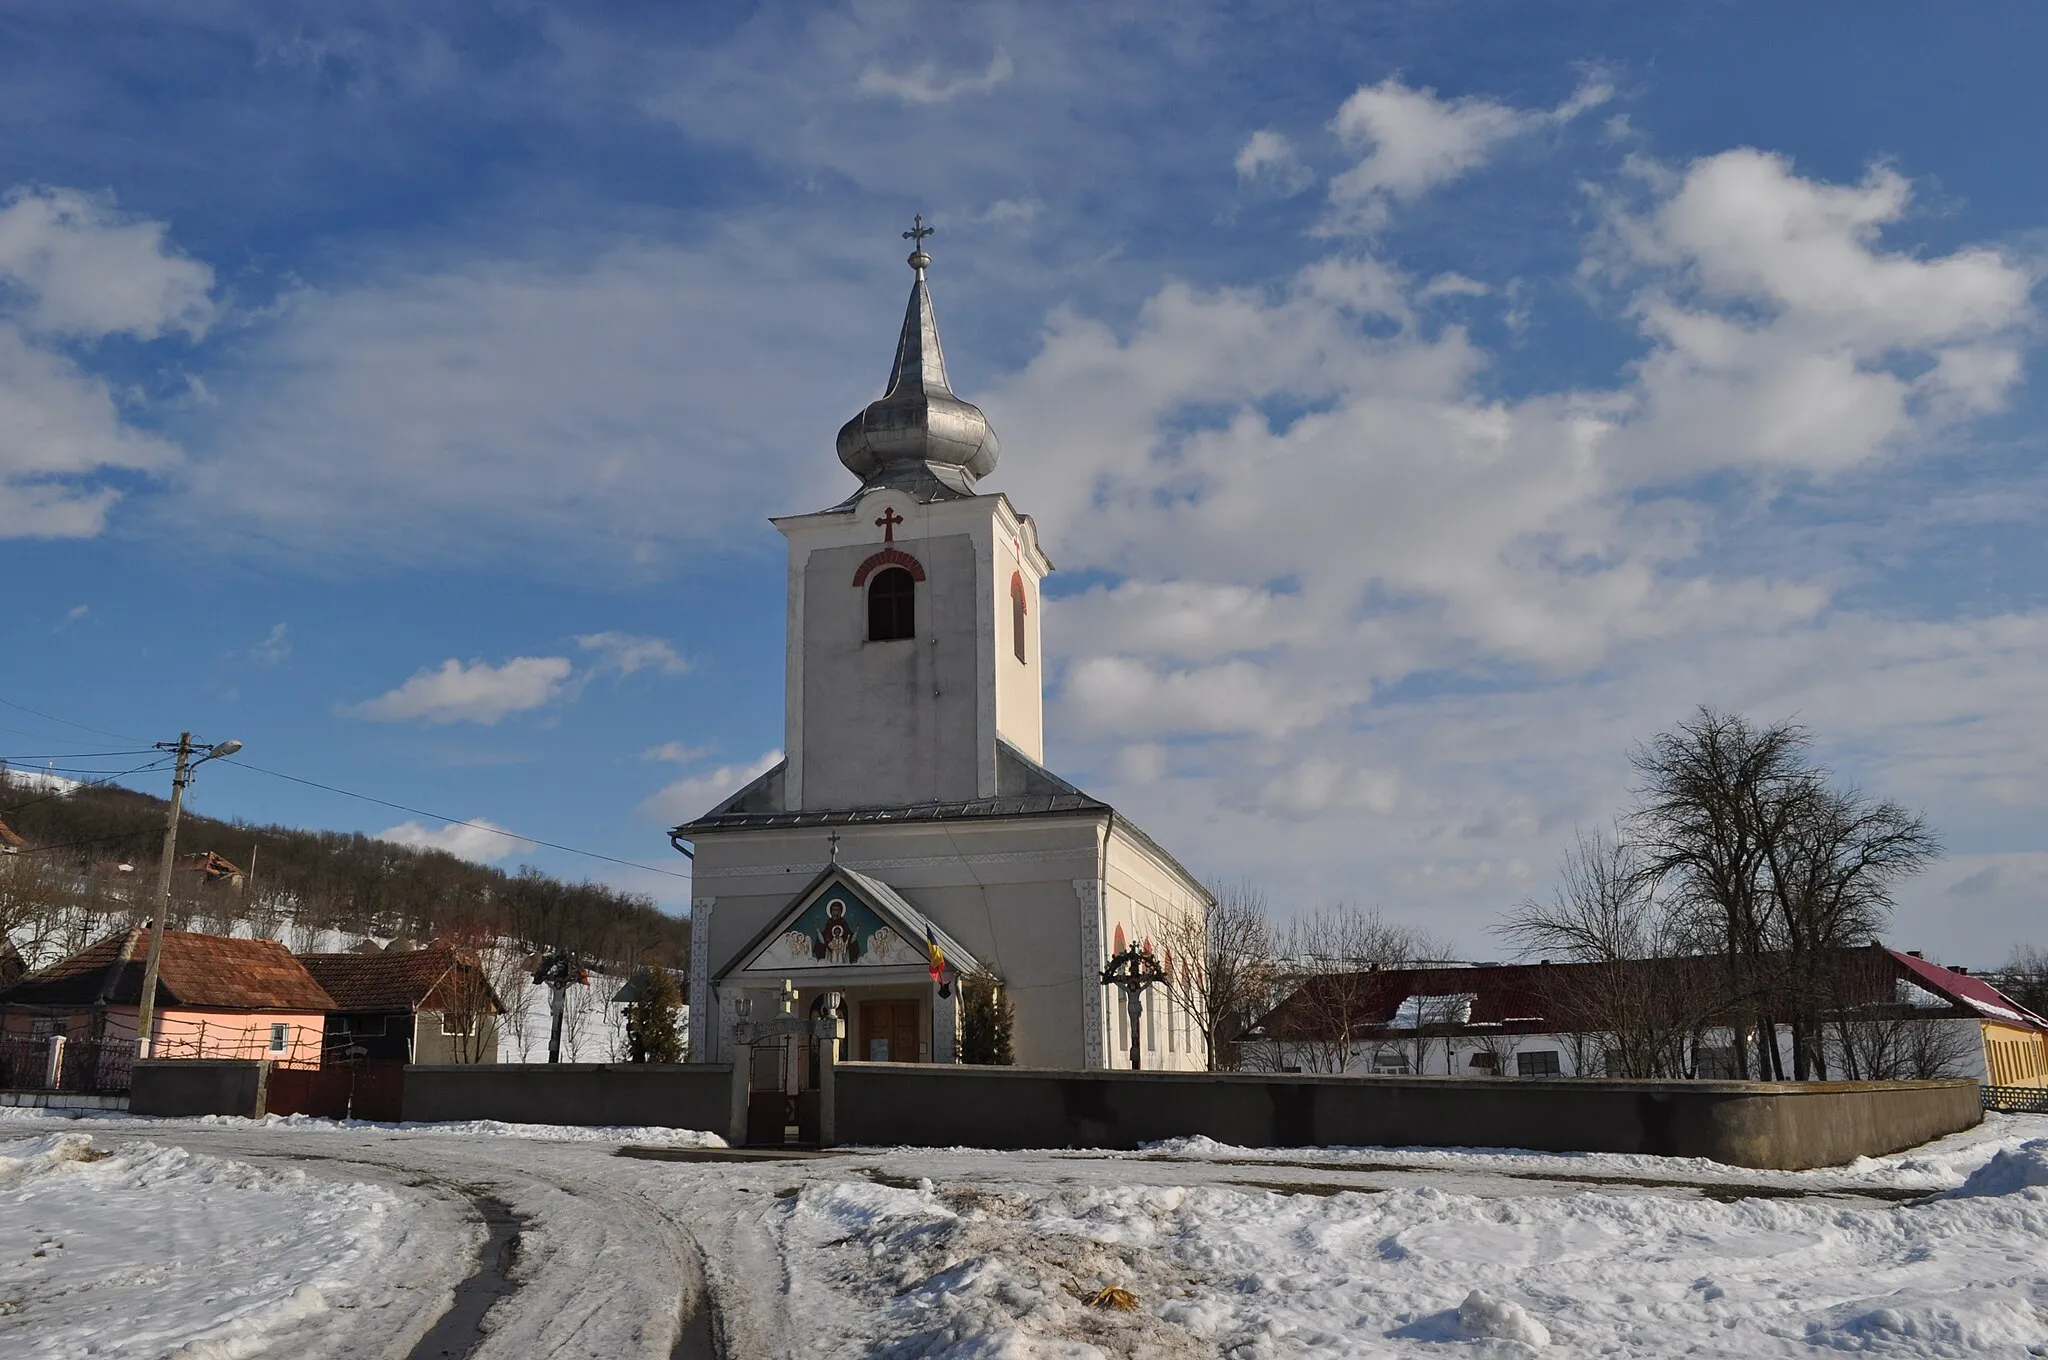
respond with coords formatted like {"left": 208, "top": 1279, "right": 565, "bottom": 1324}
{"left": 852, "top": 547, "right": 927, "bottom": 587}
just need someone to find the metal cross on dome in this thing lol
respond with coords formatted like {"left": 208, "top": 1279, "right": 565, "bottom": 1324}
{"left": 903, "top": 215, "right": 934, "bottom": 248}
{"left": 876, "top": 506, "right": 903, "bottom": 542}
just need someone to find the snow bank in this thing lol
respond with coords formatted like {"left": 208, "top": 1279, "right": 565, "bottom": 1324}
{"left": 192, "top": 1112, "right": 727, "bottom": 1146}
{"left": 0, "top": 1131, "right": 465, "bottom": 1360}
{"left": 0, "top": 1104, "right": 723, "bottom": 1146}
{"left": 1457, "top": 1290, "right": 1550, "bottom": 1346}
{"left": 785, "top": 1128, "right": 2048, "bottom": 1357}
{"left": 1144, "top": 1110, "right": 2048, "bottom": 1193}
{"left": 1942, "top": 1137, "right": 2048, "bottom": 1199}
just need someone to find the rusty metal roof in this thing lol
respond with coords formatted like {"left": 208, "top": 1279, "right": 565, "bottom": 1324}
{"left": 0, "top": 929, "right": 336, "bottom": 1012}
{"left": 298, "top": 948, "right": 504, "bottom": 1015}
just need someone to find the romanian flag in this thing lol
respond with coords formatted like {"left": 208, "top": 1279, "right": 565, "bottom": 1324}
{"left": 925, "top": 924, "right": 946, "bottom": 983}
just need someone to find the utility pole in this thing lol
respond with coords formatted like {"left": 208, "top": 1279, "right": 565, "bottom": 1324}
{"left": 134, "top": 733, "right": 242, "bottom": 1060}
{"left": 135, "top": 734, "right": 194, "bottom": 1060}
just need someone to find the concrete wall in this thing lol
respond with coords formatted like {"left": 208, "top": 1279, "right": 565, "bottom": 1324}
{"left": 991, "top": 513, "right": 1046, "bottom": 761}
{"left": 692, "top": 817, "right": 1104, "bottom": 1068}
{"left": 401, "top": 1062, "right": 733, "bottom": 1131}
{"left": 796, "top": 516, "right": 986, "bottom": 809}
{"left": 1100, "top": 822, "right": 1210, "bottom": 1073}
{"left": 832, "top": 1064, "right": 1983, "bottom": 1170}
{"left": 409, "top": 1010, "right": 502, "bottom": 1066}
{"left": 780, "top": 488, "right": 1049, "bottom": 812}
{"left": 131, "top": 1059, "right": 268, "bottom": 1119}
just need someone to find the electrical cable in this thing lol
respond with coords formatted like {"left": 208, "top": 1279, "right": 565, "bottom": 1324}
{"left": 220, "top": 760, "right": 692, "bottom": 882}
{"left": 0, "top": 696, "right": 144, "bottom": 743}
{"left": 0, "top": 695, "right": 690, "bottom": 884}
{"left": 1, "top": 756, "right": 176, "bottom": 818}
{"left": 0, "top": 752, "right": 162, "bottom": 765}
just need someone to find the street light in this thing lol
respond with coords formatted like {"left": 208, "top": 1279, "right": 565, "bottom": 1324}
{"left": 134, "top": 733, "right": 243, "bottom": 1060}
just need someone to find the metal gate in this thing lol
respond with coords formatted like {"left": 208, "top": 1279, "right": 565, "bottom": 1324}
{"left": 745, "top": 1034, "right": 822, "bottom": 1146}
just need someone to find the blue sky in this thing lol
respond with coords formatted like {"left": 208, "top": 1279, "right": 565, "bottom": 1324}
{"left": 3, "top": 2, "right": 2044, "bottom": 963}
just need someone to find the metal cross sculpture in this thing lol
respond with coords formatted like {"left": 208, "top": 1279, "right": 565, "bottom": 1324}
{"left": 1100, "top": 944, "right": 1170, "bottom": 1071}
{"left": 531, "top": 951, "right": 589, "bottom": 1065}
{"left": 903, "top": 214, "right": 934, "bottom": 249}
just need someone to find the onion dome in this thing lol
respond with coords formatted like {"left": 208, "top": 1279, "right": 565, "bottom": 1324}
{"left": 835, "top": 217, "right": 1001, "bottom": 498}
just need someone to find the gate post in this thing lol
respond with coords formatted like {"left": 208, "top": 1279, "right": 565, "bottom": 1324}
{"left": 817, "top": 992, "right": 845, "bottom": 1148}
{"left": 44, "top": 1035, "right": 65, "bottom": 1090}
{"left": 726, "top": 1043, "right": 750, "bottom": 1147}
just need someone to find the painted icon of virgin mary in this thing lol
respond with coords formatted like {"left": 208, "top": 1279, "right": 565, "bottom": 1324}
{"left": 812, "top": 897, "right": 862, "bottom": 964}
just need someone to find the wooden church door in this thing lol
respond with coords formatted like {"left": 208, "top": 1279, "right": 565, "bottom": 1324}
{"left": 859, "top": 1000, "right": 921, "bottom": 1062}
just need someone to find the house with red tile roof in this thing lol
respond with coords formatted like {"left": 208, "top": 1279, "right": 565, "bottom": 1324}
{"left": 298, "top": 946, "right": 504, "bottom": 1065}
{"left": 1257, "top": 944, "right": 2048, "bottom": 1095}
{"left": 0, "top": 929, "right": 334, "bottom": 1085}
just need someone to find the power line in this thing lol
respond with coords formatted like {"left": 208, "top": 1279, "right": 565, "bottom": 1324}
{"left": 0, "top": 695, "right": 692, "bottom": 885}
{"left": 0, "top": 696, "right": 144, "bottom": 743}
{"left": 0, "top": 751, "right": 163, "bottom": 764}
{"left": 221, "top": 760, "right": 692, "bottom": 882}
{"left": 0, "top": 756, "right": 177, "bottom": 818}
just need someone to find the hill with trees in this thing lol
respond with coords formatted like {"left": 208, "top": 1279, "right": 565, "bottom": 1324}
{"left": 0, "top": 767, "right": 688, "bottom": 980}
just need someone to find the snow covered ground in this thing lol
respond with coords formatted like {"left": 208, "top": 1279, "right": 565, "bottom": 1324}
{"left": 2, "top": 1108, "right": 2044, "bottom": 1357}
{"left": 0, "top": 1129, "right": 473, "bottom": 1360}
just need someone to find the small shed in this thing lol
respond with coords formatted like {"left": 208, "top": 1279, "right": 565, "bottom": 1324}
{"left": 299, "top": 947, "right": 505, "bottom": 1065}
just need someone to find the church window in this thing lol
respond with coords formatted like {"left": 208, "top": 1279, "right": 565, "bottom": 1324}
{"left": 868, "top": 566, "right": 916, "bottom": 641}
{"left": 1010, "top": 571, "right": 1028, "bottom": 663}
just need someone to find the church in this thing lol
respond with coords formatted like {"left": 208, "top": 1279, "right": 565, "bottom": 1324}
{"left": 676, "top": 223, "right": 1210, "bottom": 1071}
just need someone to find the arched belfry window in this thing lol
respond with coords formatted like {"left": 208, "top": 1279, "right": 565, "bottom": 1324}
{"left": 1010, "top": 571, "right": 1028, "bottom": 664}
{"left": 868, "top": 566, "right": 916, "bottom": 641}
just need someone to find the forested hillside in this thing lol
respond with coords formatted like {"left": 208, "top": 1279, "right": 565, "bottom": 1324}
{"left": 0, "top": 767, "right": 689, "bottom": 976}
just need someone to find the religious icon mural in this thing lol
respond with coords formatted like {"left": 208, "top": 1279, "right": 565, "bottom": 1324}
{"left": 750, "top": 882, "right": 906, "bottom": 971}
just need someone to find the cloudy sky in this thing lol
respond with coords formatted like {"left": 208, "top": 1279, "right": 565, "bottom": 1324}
{"left": 3, "top": 2, "right": 2043, "bottom": 963}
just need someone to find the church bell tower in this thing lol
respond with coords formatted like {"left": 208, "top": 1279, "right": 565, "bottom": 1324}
{"left": 773, "top": 219, "right": 1052, "bottom": 811}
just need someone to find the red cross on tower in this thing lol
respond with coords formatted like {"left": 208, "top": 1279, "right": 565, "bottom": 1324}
{"left": 875, "top": 506, "right": 904, "bottom": 542}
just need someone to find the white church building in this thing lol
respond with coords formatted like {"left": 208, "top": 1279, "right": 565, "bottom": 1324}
{"left": 677, "top": 225, "right": 1210, "bottom": 1071}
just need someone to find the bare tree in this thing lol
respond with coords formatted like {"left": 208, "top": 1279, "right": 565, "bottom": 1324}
{"left": 1262, "top": 905, "right": 1429, "bottom": 1074}
{"left": 1158, "top": 881, "right": 1275, "bottom": 1071}
{"left": 1630, "top": 709, "right": 1808, "bottom": 1079}
{"left": 1501, "top": 831, "right": 1719, "bottom": 1078}
{"left": 1762, "top": 781, "right": 1939, "bottom": 1077}
{"left": 1993, "top": 946, "right": 2048, "bottom": 1018}
{"left": 1627, "top": 708, "right": 1940, "bottom": 1079}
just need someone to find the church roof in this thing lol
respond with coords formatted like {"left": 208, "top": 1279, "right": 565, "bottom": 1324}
{"left": 676, "top": 742, "right": 1108, "bottom": 832}
{"left": 833, "top": 220, "right": 1000, "bottom": 501}
{"left": 675, "top": 743, "right": 1210, "bottom": 908}
{"left": 714, "top": 860, "right": 984, "bottom": 983}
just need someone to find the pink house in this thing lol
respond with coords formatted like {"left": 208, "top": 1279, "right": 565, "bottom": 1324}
{"left": 0, "top": 928, "right": 334, "bottom": 1072}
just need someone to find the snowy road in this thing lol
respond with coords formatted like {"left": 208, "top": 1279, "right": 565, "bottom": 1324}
{"left": 4, "top": 1110, "right": 2046, "bottom": 1358}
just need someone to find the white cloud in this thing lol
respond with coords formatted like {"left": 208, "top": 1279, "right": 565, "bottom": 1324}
{"left": 0, "top": 185, "right": 211, "bottom": 538}
{"left": 347, "top": 656, "right": 574, "bottom": 725}
{"left": 1605, "top": 149, "right": 2036, "bottom": 479}
{"left": 0, "top": 186, "right": 216, "bottom": 340}
{"left": 576, "top": 631, "right": 690, "bottom": 676}
{"left": 641, "top": 749, "right": 782, "bottom": 824}
{"left": 972, "top": 128, "right": 2041, "bottom": 954}
{"left": 856, "top": 51, "right": 1012, "bottom": 105}
{"left": 1235, "top": 130, "right": 1313, "bottom": 198}
{"left": 248, "top": 623, "right": 291, "bottom": 666}
{"left": 377, "top": 818, "right": 537, "bottom": 865}
{"left": 176, "top": 234, "right": 867, "bottom": 563}
{"left": 0, "top": 322, "right": 181, "bottom": 537}
{"left": 1324, "top": 77, "right": 1610, "bottom": 229}
{"left": 640, "top": 741, "right": 713, "bottom": 764}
